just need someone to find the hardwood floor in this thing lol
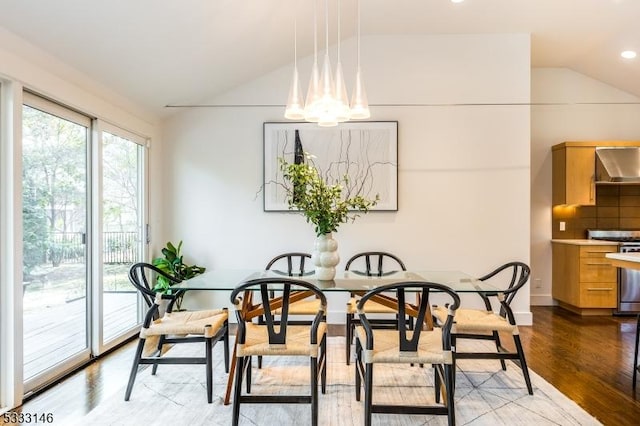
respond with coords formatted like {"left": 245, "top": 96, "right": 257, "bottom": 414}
{"left": 3, "top": 307, "right": 640, "bottom": 425}
{"left": 1, "top": 339, "right": 138, "bottom": 425}
{"left": 517, "top": 306, "right": 640, "bottom": 426}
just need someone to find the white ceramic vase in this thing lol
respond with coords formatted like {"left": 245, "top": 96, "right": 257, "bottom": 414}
{"left": 312, "top": 233, "right": 340, "bottom": 280}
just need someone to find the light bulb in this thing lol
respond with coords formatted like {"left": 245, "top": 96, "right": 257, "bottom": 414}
{"left": 304, "top": 60, "right": 322, "bottom": 122}
{"left": 334, "top": 61, "right": 351, "bottom": 122}
{"left": 350, "top": 67, "right": 370, "bottom": 120}
{"left": 284, "top": 66, "right": 305, "bottom": 120}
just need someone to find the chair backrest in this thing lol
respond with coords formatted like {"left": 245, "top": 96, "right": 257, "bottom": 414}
{"left": 357, "top": 281, "right": 460, "bottom": 352}
{"left": 480, "top": 262, "right": 530, "bottom": 301}
{"left": 230, "top": 278, "right": 327, "bottom": 346}
{"left": 344, "top": 251, "right": 406, "bottom": 276}
{"left": 479, "top": 261, "right": 530, "bottom": 318}
{"left": 129, "top": 262, "right": 181, "bottom": 308}
{"left": 266, "top": 252, "right": 314, "bottom": 277}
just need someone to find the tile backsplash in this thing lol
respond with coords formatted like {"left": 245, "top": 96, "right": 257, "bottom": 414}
{"left": 552, "top": 185, "right": 640, "bottom": 239}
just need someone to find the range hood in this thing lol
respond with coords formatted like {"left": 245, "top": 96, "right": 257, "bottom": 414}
{"left": 595, "top": 147, "right": 640, "bottom": 183}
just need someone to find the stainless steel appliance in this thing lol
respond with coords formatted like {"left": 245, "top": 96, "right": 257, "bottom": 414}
{"left": 588, "top": 229, "right": 640, "bottom": 314}
{"left": 595, "top": 147, "right": 640, "bottom": 183}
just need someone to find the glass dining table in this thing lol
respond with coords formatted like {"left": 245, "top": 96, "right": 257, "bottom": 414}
{"left": 177, "top": 269, "right": 501, "bottom": 293}
{"left": 175, "top": 269, "right": 503, "bottom": 405}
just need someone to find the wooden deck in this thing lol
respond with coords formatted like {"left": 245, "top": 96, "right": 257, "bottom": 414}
{"left": 24, "top": 292, "right": 139, "bottom": 379}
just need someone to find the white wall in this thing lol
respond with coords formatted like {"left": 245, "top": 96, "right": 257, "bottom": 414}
{"left": 530, "top": 67, "right": 640, "bottom": 305}
{"left": 163, "top": 34, "right": 532, "bottom": 324}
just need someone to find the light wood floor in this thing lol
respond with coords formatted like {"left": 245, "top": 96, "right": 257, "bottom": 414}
{"left": 3, "top": 306, "right": 640, "bottom": 425}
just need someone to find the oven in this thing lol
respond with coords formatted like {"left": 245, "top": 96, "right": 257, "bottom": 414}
{"left": 619, "top": 243, "right": 640, "bottom": 313}
{"left": 587, "top": 229, "right": 640, "bottom": 315}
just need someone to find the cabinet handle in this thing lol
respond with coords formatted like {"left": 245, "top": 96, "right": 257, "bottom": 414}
{"left": 586, "top": 288, "right": 613, "bottom": 291}
{"left": 584, "top": 262, "right": 611, "bottom": 266}
{"left": 590, "top": 174, "right": 595, "bottom": 202}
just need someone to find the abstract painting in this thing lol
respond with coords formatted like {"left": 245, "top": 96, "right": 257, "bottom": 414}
{"left": 263, "top": 121, "right": 398, "bottom": 211}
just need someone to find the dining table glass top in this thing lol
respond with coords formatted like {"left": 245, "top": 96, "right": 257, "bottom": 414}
{"left": 176, "top": 269, "right": 504, "bottom": 293}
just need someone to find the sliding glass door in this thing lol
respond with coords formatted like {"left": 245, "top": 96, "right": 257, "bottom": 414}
{"left": 100, "top": 125, "right": 145, "bottom": 344}
{"left": 20, "top": 93, "right": 148, "bottom": 392}
{"left": 22, "top": 94, "right": 91, "bottom": 388}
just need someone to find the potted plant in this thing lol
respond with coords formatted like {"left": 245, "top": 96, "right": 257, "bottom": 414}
{"left": 279, "top": 153, "right": 378, "bottom": 279}
{"left": 152, "top": 241, "right": 205, "bottom": 308}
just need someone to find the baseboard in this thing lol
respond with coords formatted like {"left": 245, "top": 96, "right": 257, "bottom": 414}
{"left": 514, "top": 311, "right": 532, "bottom": 326}
{"left": 531, "top": 294, "right": 555, "bottom": 306}
{"left": 327, "top": 310, "right": 345, "bottom": 325}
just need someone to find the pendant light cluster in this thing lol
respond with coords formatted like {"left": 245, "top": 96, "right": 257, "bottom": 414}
{"left": 284, "top": 0, "right": 370, "bottom": 127}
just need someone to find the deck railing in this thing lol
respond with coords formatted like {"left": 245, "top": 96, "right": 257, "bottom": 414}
{"left": 103, "top": 232, "right": 138, "bottom": 264}
{"left": 47, "top": 231, "right": 138, "bottom": 265}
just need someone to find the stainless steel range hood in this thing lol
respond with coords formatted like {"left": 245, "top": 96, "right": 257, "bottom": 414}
{"left": 595, "top": 147, "right": 640, "bottom": 183}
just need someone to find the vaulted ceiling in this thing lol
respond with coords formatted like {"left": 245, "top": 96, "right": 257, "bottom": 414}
{"left": 1, "top": 0, "right": 638, "bottom": 117}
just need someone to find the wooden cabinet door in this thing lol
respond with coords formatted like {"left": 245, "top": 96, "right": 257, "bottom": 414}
{"left": 552, "top": 146, "right": 596, "bottom": 205}
{"left": 579, "top": 283, "right": 617, "bottom": 308}
{"left": 553, "top": 243, "right": 617, "bottom": 309}
{"left": 552, "top": 243, "right": 579, "bottom": 305}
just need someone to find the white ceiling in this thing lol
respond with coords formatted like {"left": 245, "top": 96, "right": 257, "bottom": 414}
{"left": 1, "top": 0, "right": 639, "bottom": 117}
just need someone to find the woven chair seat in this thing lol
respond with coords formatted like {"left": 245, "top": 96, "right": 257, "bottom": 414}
{"left": 355, "top": 326, "right": 452, "bottom": 365}
{"left": 237, "top": 322, "right": 327, "bottom": 357}
{"left": 274, "top": 298, "right": 322, "bottom": 315}
{"left": 433, "top": 306, "right": 517, "bottom": 333}
{"left": 347, "top": 297, "right": 398, "bottom": 314}
{"left": 141, "top": 309, "right": 228, "bottom": 338}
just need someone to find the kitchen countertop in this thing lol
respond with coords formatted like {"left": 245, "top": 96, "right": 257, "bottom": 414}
{"left": 606, "top": 252, "right": 640, "bottom": 270}
{"left": 551, "top": 239, "right": 619, "bottom": 246}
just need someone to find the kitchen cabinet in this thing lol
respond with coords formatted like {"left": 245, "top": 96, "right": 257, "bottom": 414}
{"left": 552, "top": 144, "right": 596, "bottom": 206}
{"left": 552, "top": 242, "right": 617, "bottom": 314}
{"left": 552, "top": 141, "right": 640, "bottom": 206}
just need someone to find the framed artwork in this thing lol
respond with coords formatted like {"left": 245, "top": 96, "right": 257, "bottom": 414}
{"left": 263, "top": 121, "right": 398, "bottom": 212}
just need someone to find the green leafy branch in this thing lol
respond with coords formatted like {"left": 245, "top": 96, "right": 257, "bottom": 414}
{"left": 279, "top": 154, "right": 379, "bottom": 236}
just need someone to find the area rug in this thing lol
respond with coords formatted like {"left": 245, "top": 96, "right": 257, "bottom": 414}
{"left": 76, "top": 337, "right": 601, "bottom": 425}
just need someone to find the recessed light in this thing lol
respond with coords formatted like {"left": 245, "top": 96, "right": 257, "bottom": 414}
{"left": 621, "top": 50, "right": 637, "bottom": 59}
{"left": 451, "top": 0, "right": 465, "bottom": 3}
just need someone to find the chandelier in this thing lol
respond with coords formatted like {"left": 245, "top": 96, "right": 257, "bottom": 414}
{"left": 284, "top": 0, "right": 370, "bottom": 127}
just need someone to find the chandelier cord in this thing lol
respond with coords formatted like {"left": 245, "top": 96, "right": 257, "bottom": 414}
{"left": 293, "top": 2, "right": 298, "bottom": 68}
{"left": 313, "top": 0, "right": 318, "bottom": 63}
{"left": 324, "top": 0, "right": 329, "bottom": 54}
{"left": 356, "top": 0, "right": 361, "bottom": 67}
{"left": 337, "top": 0, "right": 340, "bottom": 59}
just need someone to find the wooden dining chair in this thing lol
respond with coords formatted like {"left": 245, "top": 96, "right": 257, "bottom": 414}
{"left": 256, "top": 253, "right": 319, "bottom": 368}
{"left": 230, "top": 278, "right": 327, "bottom": 426}
{"left": 354, "top": 281, "right": 460, "bottom": 426}
{"left": 266, "top": 252, "right": 320, "bottom": 319}
{"left": 345, "top": 251, "right": 407, "bottom": 365}
{"left": 124, "top": 262, "right": 230, "bottom": 403}
{"left": 432, "top": 261, "right": 534, "bottom": 395}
